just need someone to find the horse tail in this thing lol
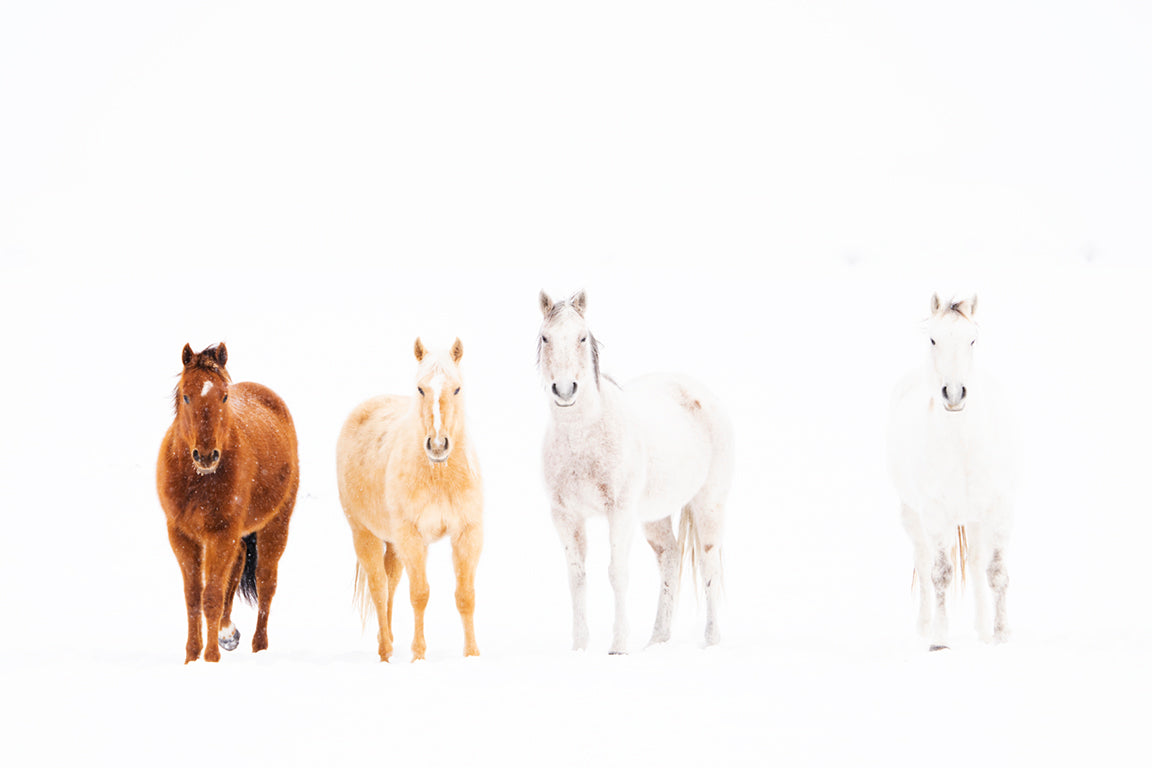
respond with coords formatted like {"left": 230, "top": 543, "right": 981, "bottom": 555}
{"left": 239, "top": 533, "right": 259, "bottom": 605}
{"left": 353, "top": 562, "right": 374, "bottom": 629}
{"left": 678, "top": 505, "right": 702, "bottom": 595}
{"left": 953, "top": 524, "right": 968, "bottom": 591}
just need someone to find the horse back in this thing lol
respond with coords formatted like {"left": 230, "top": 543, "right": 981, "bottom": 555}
{"left": 231, "top": 381, "right": 299, "bottom": 464}
{"left": 336, "top": 395, "right": 410, "bottom": 523}
{"left": 625, "top": 373, "right": 734, "bottom": 505}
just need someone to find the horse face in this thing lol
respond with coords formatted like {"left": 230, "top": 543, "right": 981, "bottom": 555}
{"left": 414, "top": 338, "right": 464, "bottom": 463}
{"left": 538, "top": 291, "right": 594, "bottom": 408}
{"left": 927, "top": 294, "right": 979, "bottom": 413}
{"left": 177, "top": 344, "right": 232, "bottom": 475}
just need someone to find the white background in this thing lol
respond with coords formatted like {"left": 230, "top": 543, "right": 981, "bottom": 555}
{"left": 2, "top": 2, "right": 1149, "bottom": 765}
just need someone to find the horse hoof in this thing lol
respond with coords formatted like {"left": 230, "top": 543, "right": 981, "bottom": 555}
{"left": 218, "top": 626, "right": 240, "bottom": 652}
{"left": 928, "top": 644, "right": 950, "bottom": 652}
{"left": 608, "top": 650, "right": 627, "bottom": 656}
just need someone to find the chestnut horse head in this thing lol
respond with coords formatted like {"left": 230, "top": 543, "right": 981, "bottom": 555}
{"left": 175, "top": 343, "right": 233, "bottom": 475}
{"left": 413, "top": 337, "right": 465, "bottom": 464}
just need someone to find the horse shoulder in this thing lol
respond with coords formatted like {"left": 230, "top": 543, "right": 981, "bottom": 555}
{"left": 156, "top": 425, "right": 187, "bottom": 516}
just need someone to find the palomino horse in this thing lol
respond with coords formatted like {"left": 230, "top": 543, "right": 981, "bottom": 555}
{"left": 538, "top": 291, "right": 734, "bottom": 653}
{"left": 157, "top": 343, "right": 299, "bottom": 663}
{"left": 887, "top": 295, "right": 1016, "bottom": 650}
{"left": 337, "top": 338, "right": 483, "bottom": 661}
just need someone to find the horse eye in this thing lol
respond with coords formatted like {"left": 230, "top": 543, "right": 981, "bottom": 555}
{"left": 580, "top": 336, "right": 587, "bottom": 343}
{"left": 183, "top": 395, "right": 190, "bottom": 404}
{"left": 541, "top": 335, "right": 549, "bottom": 344}
{"left": 222, "top": 394, "right": 228, "bottom": 403}
{"left": 418, "top": 387, "right": 425, "bottom": 397}
{"left": 454, "top": 387, "right": 460, "bottom": 395}
{"left": 930, "top": 338, "right": 936, "bottom": 346}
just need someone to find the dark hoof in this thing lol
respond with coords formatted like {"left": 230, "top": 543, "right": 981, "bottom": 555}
{"left": 928, "top": 644, "right": 950, "bottom": 652}
{"left": 608, "top": 651, "right": 627, "bottom": 656}
{"left": 219, "top": 627, "right": 240, "bottom": 652}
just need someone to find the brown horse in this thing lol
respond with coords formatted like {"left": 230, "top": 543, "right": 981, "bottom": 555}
{"left": 157, "top": 343, "right": 299, "bottom": 663}
{"left": 337, "top": 338, "right": 483, "bottom": 662}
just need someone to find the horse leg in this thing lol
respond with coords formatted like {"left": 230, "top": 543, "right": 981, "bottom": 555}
{"left": 966, "top": 522, "right": 992, "bottom": 643}
{"left": 384, "top": 542, "right": 402, "bottom": 654}
{"left": 351, "top": 524, "right": 392, "bottom": 661}
{"left": 551, "top": 507, "right": 589, "bottom": 651}
{"left": 607, "top": 510, "right": 634, "bottom": 655}
{"left": 167, "top": 524, "right": 203, "bottom": 663}
{"left": 694, "top": 505, "right": 726, "bottom": 647}
{"left": 218, "top": 545, "right": 244, "bottom": 652}
{"left": 988, "top": 547, "right": 1010, "bottom": 643}
{"left": 252, "top": 507, "right": 292, "bottom": 653}
{"left": 929, "top": 545, "right": 953, "bottom": 650}
{"left": 901, "top": 504, "right": 933, "bottom": 638}
{"left": 394, "top": 523, "right": 430, "bottom": 661}
{"left": 451, "top": 523, "right": 483, "bottom": 657}
{"left": 201, "top": 536, "right": 241, "bottom": 663}
{"left": 643, "top": 516, "right": 679, "bottom": 646}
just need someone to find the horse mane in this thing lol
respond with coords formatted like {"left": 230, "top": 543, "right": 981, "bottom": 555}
{"left": 933, "top": 297, "right": 975, "bottom": 322}
{"left": 537, "top": 299, "right": 605, "bottom": 389}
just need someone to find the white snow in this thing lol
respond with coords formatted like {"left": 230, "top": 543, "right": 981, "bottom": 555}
{"left": 1, "top": 2, "right": 1150, "bottom": 766}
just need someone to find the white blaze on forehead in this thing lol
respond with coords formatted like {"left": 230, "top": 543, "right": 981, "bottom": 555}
{"left": 430, "top": 371, "right": 446, "bottom": 433}
{"left": 201, "top": 380, "right": 213, "bottom": 396}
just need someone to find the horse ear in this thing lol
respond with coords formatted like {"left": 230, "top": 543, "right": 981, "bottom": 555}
{"left": 968, "top": 294, "right": 978, "bottom": 317}
{"left": 539, "top": 291, "right": 553, "bottom": 316}
{"left": 414, "top": 338, "right": 427, "bottom": 362}
{"left": 450, "top": 338, "right": 464, "bottom": 363}
{"left": 571, "top": 290, "right": 587, "bottom": 316}
{"left": 215, "top": 343, "right": 227, "bottom": 368}
{"left": 930, "top": 293, "right": 941, "bottom": 315}
{"left": 182, "top": 344, "right": 194, "bottom": 367}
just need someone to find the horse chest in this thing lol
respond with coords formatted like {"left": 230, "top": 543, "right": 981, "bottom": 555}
{"left": 920, "top": 419, "right": 1000, "bottom": 520}
{"left": 544, "top": 431, "right": 631, "bottom": 514}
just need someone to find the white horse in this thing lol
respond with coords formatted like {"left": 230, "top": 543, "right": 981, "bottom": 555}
{"left": 887, "top": 294, "right": 1016, "bottom": 650}
{"left": 537, "top": 290, "right": 734, "bottom": 653}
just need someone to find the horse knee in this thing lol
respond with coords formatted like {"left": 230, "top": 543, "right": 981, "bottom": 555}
{"left": 455, "top": 587, "right": 475, "bottom": 615}
{"left": 987, "top": 552, "right": 1008, "bottom": 591}
{"left": 410, "top": 584, "right": 430, "bottom": 611}
{"left": 609, "top": 567, "right": 628, "bottom": 593}
{"left": 932, "top": 555, "right": 953, "bottom": 592}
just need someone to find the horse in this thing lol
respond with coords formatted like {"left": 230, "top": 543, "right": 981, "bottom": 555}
{"left": 886, "top": 294, "right": 1016, "bottom": 651}
{"left": 337, "top": 338, "right": 483, "bottom": 662}
{"left": 537, "top": 290, "right": 734, "bottom": 653}
{"left": 156, "top": 343, "right": 299, "bottom": 663}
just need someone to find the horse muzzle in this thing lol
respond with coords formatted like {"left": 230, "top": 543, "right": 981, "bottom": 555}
{"left": 425, "top": 436, "right": 451, "bottom": 463}
{"left": 191, "top": 448, "right": 221, "bottom": 475}
{"left": 551, "top": 380, "right": 579, "bottom": 408}
{"left": 941, "top": 385, "right": 967, "bottom": 413}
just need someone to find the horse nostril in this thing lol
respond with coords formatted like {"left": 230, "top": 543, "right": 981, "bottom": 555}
{"left": 442, "top": 437, "right": 450, "bottom": 452}
{"left": 192, "top": 449, "right": 201, "bottom": 462}
{"left": 571, "top": 382, "right": 578, "bottom": 394}
{"left": 211, "top": 450, "right": 220, "bottom": 463}
{"left": 961, "top": 387, "right": 967, "bottom": 400}
{"left": 551, "top": 383, "right": 560, "bottom": 396}
{"left": 941, "top": 386, "right": 948, "bottom": 400}
{"left": 426, "top": 437, "right": 432, "bottom": 451}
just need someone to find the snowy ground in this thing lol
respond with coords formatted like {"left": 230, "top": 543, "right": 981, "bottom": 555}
{"left": 2, "top": 3, "right": 1151, "bottom": 766}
